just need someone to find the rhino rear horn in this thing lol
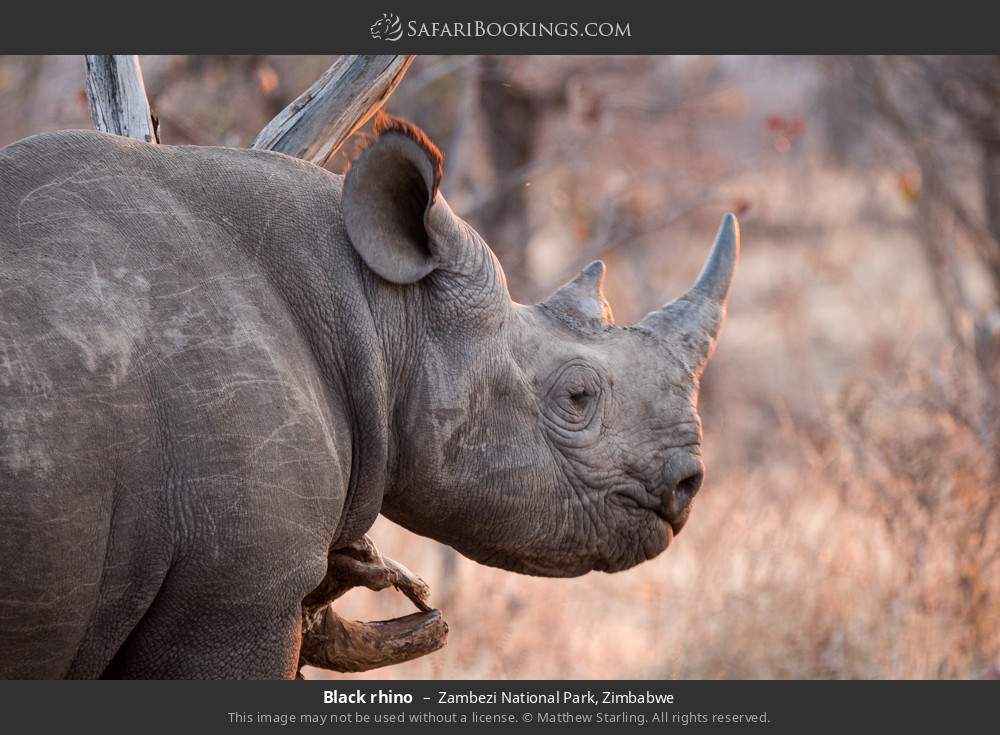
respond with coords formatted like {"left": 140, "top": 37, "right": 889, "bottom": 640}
{"left": 639, "top": 214, "right": 740, "bottom": 374}
{"left": 541, "top": 260, "right": 614, "bottom": 330}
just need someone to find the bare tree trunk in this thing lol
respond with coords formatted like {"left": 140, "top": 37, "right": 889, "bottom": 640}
{"left": 84, "top": 55, "right": 158, "bottom": 143}
{"left": 473, "top": 57, "right": 543, "bottom": 301}
{"left": 252, "top": 55, "right": 413, "bottom": 166}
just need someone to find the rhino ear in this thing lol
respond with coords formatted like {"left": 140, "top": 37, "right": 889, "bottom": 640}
{"left": 343, "top": 114, "right": 448, "bottom": 284}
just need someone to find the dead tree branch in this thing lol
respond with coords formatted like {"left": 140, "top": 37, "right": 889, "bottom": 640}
{"left": 252, "top": 55, "right": 414, "bottom": 166}
{"left": 84, "top": 55, "right": 158, "bottom": 143}
{"left": 300, "top": 608, "right": 448, "bottom": 674}
{"left": 298, "top": 535, "right": 446, "bottom": 674}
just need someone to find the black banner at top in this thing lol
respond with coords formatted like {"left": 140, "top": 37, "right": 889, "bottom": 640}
{"left": 2, "top": 0, "right": 998, "bottom": 53}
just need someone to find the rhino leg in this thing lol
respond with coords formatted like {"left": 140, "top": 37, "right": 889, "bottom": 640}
{"left": 298, "top": 535, "right": 446, "bottom": 675}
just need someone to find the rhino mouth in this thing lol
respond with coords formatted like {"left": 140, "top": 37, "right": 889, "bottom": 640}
{"left": 659, "top": 503, "right": 690, "bottom": 536}
{"left": 612, "top": 487, "right": 685, "bottom": 538}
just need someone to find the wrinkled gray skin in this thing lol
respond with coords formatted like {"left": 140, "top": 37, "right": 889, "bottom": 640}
{"left": 0, "top": 122, "right": 738, "bottom": 679}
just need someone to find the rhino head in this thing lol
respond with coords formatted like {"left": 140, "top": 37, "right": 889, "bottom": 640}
{"left": 343, "top": 115, "right": 739, "bottom": 577}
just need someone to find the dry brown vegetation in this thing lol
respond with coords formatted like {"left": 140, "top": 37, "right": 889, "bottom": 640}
{"left": 2, "top": 54, "right": 996, "bottom": 679}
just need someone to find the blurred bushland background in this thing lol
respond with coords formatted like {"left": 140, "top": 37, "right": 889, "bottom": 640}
{"left": 2, "top": 55, "right": 997, "bottom": 679}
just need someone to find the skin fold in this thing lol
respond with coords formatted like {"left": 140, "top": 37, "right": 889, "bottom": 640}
{"left": 0, "top": 115, "right": 738, "bottom": 678}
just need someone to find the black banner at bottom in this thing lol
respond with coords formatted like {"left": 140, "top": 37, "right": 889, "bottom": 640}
{"left": 1, "top": 680, "right": 994, "bottom": 733}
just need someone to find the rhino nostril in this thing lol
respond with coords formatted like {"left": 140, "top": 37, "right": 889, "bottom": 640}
{"left": 675, "top": 470, "right": 703, "bottom": 502}
{"left": 654, "top": 466, "right": 703, "bottom": 533}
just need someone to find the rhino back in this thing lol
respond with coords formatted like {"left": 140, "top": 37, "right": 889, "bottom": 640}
{"left": 0, "top": 131, "right": 349, "bottom": 676}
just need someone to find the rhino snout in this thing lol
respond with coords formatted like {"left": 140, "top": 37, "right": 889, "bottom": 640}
{"left": 655, "top": 456, "right": 704, "bottom": 535}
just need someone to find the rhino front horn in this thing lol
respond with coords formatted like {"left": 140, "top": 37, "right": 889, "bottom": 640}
{"left": 639, "top": 213, "right": 740, "bottom": 374}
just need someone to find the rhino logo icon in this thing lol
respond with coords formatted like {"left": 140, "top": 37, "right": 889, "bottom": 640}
{"left": 370, "top": 13, "right": 403, "bottom": 41}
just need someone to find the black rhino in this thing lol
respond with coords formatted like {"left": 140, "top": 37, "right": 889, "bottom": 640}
{"left": 0, "top": 114, "right": 738, "bottom": 678}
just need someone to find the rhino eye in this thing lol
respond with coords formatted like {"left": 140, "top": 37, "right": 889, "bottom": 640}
{"left": 565, "top": 381, "right": 597, "bottom": 411}
{"left": 545, "top": 362, "right": 604, "bottom": 433}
